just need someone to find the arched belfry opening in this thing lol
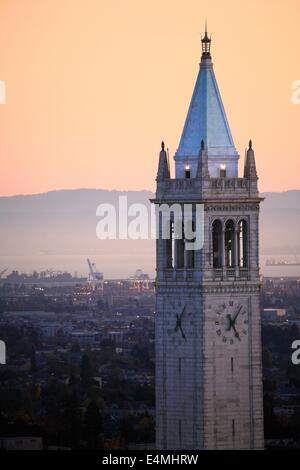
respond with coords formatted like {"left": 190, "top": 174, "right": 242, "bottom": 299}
{"left": 165, "top": 219, "right": 174, "bottom": 268}
{"left": 185, "top": 220, "right": 196, "bottom": 269}
{"left": 212, "top": 220, "right": 222, "bottom": 268}
{"left": 175, "top": 221, "right": 185, "bottom": 268}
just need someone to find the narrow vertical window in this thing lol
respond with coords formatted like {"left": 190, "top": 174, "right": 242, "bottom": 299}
{"left": 178, "top": 358, "right": 182, "bottom": 377}
{"left": 212, "top": 220, "right": 222, "bottom": 268}
{"left": 220, "top": 164, "right": 226, "bottom": 178}
{"left": 231, "top": 357, "right": 234, "bottom": 373}
{"left": 185, "top": 165, "right": 191, "bottom": 179}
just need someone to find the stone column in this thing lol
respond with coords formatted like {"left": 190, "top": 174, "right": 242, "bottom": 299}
{"left": 157, "top": 211, "right": 164, "bottom": 281}
{"left": 221, "top": 225, "right": 226, "bottom": 276}
{"left": 221, "top": 227, "right": 225, "bottom": 266}
{"left": 234, "top": 225, "right": 239, "bottom": 278}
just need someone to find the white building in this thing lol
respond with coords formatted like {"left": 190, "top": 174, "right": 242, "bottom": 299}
{"left": 71, "top": 331, "right": 100, "bottom": 346}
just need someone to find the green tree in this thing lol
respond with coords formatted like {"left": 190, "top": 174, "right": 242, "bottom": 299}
{"left": 30, "top": 346, "right": 37, "bottom": 373}
{"left": 80, "top": 353, "right": 93, "bottom": 385}
{"left": 262, "top": 347, "right": 272, "bottom": 369}
{"left": 84, "top": 401, "right": 103, "bottom": 449}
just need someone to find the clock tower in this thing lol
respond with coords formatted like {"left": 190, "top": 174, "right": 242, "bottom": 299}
{"left": 153, "top": 29, "right": 264, "bottom": 449}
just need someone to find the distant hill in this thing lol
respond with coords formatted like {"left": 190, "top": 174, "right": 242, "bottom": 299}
{"left": 260, "top": 190, "right": 300, "bottom": 255}
{"left": 0, "top": 189, "right": 299, "bottom": 277}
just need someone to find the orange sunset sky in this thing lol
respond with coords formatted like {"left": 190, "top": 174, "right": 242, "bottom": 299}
{"left": 0, "top": 0, "right": 299, "bottom": 196}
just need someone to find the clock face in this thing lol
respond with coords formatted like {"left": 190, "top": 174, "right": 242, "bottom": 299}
{"left": 167, "top": 301, "right": 194, "bottom": 344}
{"left": 214, "top": 300, "right": 248, "bottom": 345}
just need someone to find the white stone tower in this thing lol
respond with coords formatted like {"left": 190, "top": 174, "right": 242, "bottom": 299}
{"left": 153, "top": 28, "right": 264, "bottom": 450}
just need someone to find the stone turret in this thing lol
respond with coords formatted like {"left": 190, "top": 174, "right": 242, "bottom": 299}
{"left": 244, "top": 140, "right": 258, "bottom": 193}
{"left": 156, "top": 141, "right": 170, "bottom": 182}
{"left": 244, "top": 140, "right": 257, "bottom": 178}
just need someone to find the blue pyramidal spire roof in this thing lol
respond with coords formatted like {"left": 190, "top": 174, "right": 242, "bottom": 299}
{"left": 175, "top": 33, "right": 238, "bottom": 159}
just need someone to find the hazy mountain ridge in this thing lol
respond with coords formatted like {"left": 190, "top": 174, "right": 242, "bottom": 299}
{"left": 0, "top": 189, "right": 299, "bottom": 259}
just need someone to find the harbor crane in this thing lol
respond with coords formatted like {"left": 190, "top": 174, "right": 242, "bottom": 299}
{"left": 87, "top": 258, "right": 104, "bottom": 292}
{"left": 0, "top": 268, "right": 8, "bottom": 279}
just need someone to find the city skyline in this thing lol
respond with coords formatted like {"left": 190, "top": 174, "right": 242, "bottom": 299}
{"left": 0, "top": 0, "right": 300, "bottom": 196}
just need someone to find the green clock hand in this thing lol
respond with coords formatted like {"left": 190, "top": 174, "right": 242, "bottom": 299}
{"left": 225, "top": 314, "right": 232, "bottom": 331}
{"left": 232, "top": 324, "right": 241, "bottom": 341}
{"left": 174, "top": 307, "right": 187, "bottom": 340}
{"left": 179, "top": 324, "right": 186, "bottom": 340}
{"left": 232, "top": 305, "right": 242, "bottom": 324}
{"left": 179, "top": 305, "right": 186, "bottom": 320}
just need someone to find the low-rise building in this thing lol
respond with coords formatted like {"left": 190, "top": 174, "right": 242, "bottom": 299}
{"left": 0, "top": 436, "right": 43, "bottom": 450}
{"left": 262, "top": 308, "right": 286, "bottom": 323}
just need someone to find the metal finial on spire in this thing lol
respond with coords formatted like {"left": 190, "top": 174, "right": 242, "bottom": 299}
{"left": 161, "top": 141, "right": 165, "bottom": 151}
{"left": 201, "top": 21, "right": 211, "bottom": 57}
{"left": 201, "top": 139, "right": 205, "bottom": 151}
{"left": 249, "top": 139, "right": 252, "bottom": 149}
